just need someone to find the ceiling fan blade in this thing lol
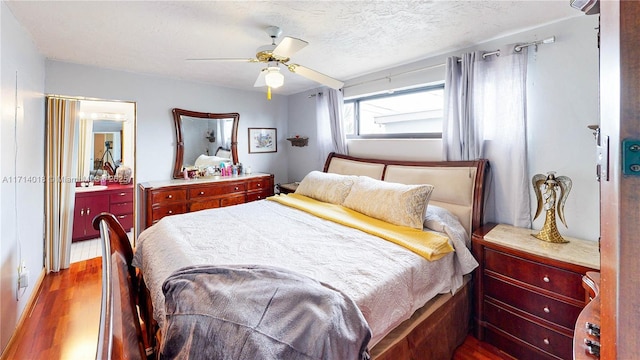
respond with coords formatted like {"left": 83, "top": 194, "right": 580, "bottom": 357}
{"left": 254, "top": 69, "right": 267, "bottom": 87}
{"left": 287, "top": 64, "right": 344, "bottom": 90}
{"left": 273, "top": 37, "right": 308, "bottom": 58}
{"left": 186, "top": 58, "right": 257, "bottom": 62}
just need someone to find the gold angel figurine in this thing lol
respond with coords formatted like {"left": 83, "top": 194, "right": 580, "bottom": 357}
{"left": 532, "top": 172, "right": 572, "bottom": 243}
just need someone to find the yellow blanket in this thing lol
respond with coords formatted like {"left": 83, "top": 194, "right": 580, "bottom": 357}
{"left": 267, "top": 193, "right": 454, "bottom": 261}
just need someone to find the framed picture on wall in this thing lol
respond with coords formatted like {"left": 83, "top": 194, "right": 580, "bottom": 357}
{"left": 248, "top": 128, "right": 277, "bottom": 153}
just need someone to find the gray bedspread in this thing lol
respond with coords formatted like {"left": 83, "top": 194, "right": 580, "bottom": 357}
{"left": 159, "top": 265, "right": 372, "bottom": 360}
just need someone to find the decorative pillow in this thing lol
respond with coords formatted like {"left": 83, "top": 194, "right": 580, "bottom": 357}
{"left": 342, "top": 176, "right": 434, "bottom": 229}
{"left": 424, "top": 205, "right": 460, "bottom": 232}
{"left": 294, "top": 171, "right": 357, "bottom": 205}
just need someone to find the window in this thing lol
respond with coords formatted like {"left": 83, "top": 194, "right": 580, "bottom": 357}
{"left": 343, "top": 84, "right": 444, "bottom": 138}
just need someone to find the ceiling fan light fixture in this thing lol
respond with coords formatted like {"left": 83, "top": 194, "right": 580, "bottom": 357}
{"left": 264, "top": 66, "right": 284, "bottom": 88}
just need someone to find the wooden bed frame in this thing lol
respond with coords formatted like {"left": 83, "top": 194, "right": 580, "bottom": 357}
{"left": 322, "top": 153, "right": 489, "bottom": 359}
{"left": 103, "top": 152, "right": 489, "bottom": 359}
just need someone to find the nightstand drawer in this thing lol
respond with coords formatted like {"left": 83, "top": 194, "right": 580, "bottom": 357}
{"left": 485, "top": 300, "right": 573, "bottom": 360}
{"left": 484, "top": 247, "right": 585, "bottom": 301}
{"left": 484, "top": 274, "right": 583, "bottom": 330}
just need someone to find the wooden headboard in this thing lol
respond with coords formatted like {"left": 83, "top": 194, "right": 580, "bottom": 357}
{"left": 323, "top": 152, "right": 490, "bottom": 237}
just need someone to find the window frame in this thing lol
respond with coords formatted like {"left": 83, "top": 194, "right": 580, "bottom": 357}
{"left": 344, "top": 83, "right": 445, "bottom": 139}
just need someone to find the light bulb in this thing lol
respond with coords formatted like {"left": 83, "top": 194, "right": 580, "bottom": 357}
{"left": 264, "top": 67, "right": 284, "bottom": 88}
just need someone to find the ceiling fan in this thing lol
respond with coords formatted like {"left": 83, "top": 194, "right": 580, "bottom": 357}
{"left": 188, "top": 26, "right": 344, "bottom": 99}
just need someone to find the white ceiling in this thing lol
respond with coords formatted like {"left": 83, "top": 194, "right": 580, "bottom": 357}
{"left": 6, "top": 1, "right": 581, "bottom": 95}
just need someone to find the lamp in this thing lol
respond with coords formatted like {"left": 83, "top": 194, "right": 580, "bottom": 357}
{"left": 264, "top": 66, "right": 284, "bottom": 88}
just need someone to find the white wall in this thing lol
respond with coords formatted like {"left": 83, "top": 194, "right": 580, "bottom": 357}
{"left": 0, "top": 1, "right": 46, "bottom": 352}
{"left": 45, "top": 61, "right": 291, "bottom": 185}
{"left": 286, "top": 90, "right": 321, "bottom": 181}
{"left": 525, "top": 16, "right": 599, "bottom": 242}
{"left": 288, "top": 15, "right": 600, "bottom": 241}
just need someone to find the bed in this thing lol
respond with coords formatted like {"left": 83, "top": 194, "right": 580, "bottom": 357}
{"left": 133, "top": 152, "right": 490, "bottom": 359}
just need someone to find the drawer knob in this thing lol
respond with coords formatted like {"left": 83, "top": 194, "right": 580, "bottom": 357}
{"left": 119, "top": 192, "right": 126, "bottom": 196}
{"left": 167, "top": 194, "right": 173, "bottom": 199}
{"left": 167, "top": 210, "right": 173, "bottom": 215}
{"left": 257, "top": 183, "right": 261, "bottom": 187}
{"left": 543, "top": 338, "right": 550, "bottom": 345}
{"left": 118, "top": 215, "right": 126, "bottom": 219}
{"left": 257, "top": 196, "right": 262, "bottom": 199}
{"left": 199, "top": 191, "right": 205, "bottom": 195}
{"left": 543, "top": 306, "right": 550, "bottom": 313}
{"left": 234, "top": 186, "right": 239, "bottom": 191}
{"left": 543, "top": 275, "right": 550, "bottom": 283}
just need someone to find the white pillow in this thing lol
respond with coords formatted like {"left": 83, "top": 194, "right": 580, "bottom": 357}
{"left": 342, "top": 176, "right": 434, "bottom": 229}
{"left": 294, "top": 171, "right": 357, "bottom": 205}
{"left": 215, "top": 147, "right": 232, "bottom": 158}
{"left": 194, "top": 154, "right": 231, "bottom": 167}
{"left": 424, "top": 205, "right": 460, "bottom": 232}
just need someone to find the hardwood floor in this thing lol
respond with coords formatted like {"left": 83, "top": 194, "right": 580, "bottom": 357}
{"left": 453, "top": 336, "right": 514, "bottom": 360}
{"left": 2, "top": 258, "right": 102, "bottom": 360}
{"left": 2, "top": 258, "right": 511, "bottom": 360}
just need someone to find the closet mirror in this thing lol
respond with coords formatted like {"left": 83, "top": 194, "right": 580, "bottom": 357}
{"left": 172, "top": 108, "right": 239, "bottom": 179}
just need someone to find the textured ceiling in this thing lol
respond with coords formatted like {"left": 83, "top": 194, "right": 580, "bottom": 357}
{"left": 6, "top": 1, "right": 580, "bottom": 95}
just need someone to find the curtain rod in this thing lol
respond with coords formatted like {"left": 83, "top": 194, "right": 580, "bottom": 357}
{"left": 515, "top": 36, "right": 556, "bottom": 52}
{"left": 344, "top": 35, "right": 556, "bottom": 90}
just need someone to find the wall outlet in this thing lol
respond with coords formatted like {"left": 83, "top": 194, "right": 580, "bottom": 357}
{"left": 17, "top": 261, "right": 28, "bottom": 289}
{"left": 18, "top": 270, "right": 29, "bottom": 289}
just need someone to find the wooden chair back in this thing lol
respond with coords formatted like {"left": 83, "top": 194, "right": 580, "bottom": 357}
{"left": 94, "top": 212, "right": 146, "bottom": 360}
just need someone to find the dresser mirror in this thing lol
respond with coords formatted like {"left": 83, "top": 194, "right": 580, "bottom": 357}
{"left": 172, "top": 108, "right": 239, "bottom": 179}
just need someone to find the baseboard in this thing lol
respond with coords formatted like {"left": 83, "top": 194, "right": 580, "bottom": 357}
{"left": 0, "top": 268, "right": 46, "bottom": 360}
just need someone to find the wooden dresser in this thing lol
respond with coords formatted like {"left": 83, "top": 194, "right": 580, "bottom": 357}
{"left": 472, "top": 224, "right": 600, "bottom": 360}
{"left": 138, "top": 173, "right": 274, "bottom": 231}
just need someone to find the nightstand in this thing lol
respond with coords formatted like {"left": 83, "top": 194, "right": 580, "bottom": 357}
{"left": 472, "top": 224, "right": 600, "bottom": 360}
{"left": 277, "top": 182, "right": 299, "bottom": 194}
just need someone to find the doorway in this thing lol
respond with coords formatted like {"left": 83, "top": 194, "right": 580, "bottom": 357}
{"left": 45, "top": 96, "right": 136, "bottom": 268}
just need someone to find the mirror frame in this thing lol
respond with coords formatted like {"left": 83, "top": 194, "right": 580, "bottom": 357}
{"left": 172, "top": 108, "right": 239, "bottom": 179}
